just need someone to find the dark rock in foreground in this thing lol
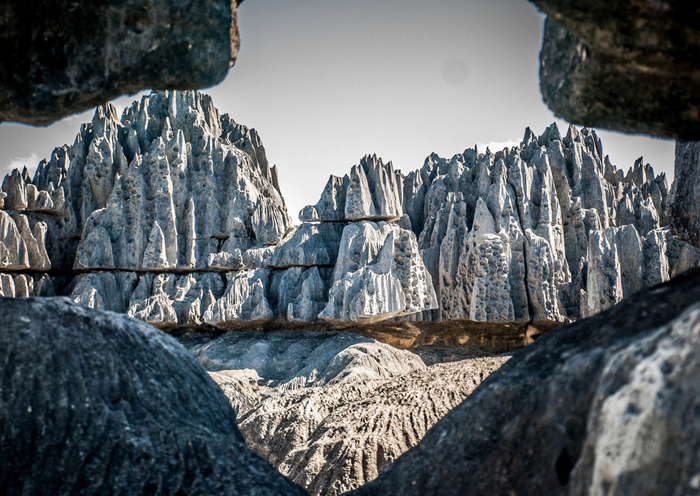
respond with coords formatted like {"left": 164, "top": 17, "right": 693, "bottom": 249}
{"left": 0, "top": 0, "right": 242, "bottom": 125}
{"left": 671, "top": 142, "right": 700, "bottom": 249}
{"left": 352, "top": 267, "right": 700, "bottom": 495}
{"left": 532, "top": 1, "right": 700, "bottom": 141}
{"left": 0, "top": 297, "right": 305, "bottom": 496}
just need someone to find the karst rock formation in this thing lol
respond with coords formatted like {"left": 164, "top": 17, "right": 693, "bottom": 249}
{"left": 0, "top": 90, "right": 697, "bottom": 327}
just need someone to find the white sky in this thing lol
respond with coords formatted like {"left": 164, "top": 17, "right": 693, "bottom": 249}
{"left": 0, "top": 0, "right": 675, "bottom": 222}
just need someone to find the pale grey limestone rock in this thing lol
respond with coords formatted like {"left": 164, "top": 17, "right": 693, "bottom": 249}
{"left": 1, "top": 169, "right": 27, "bottom": 211}
{"left": 32, "top": 90, "right": 292, "bottom": 273}
{"left": 319, "top": 221, "right": 437, "bottom": 322}
{"left": 268, "top": 267, "right": 331, "bottom": 323}
{"left": 202, "top": 270, "right": 274, "bottom": 327}
{"left": 4, "top": 95, "right": 696, "bottom": 327}
{"left": 300, "top": 155, "right": 403, "bottom": 222}
{"left": 180, "top": 331, "right": 507, "bottom": 496}
{"left": 407, "top": 123, "right": 697, "bottom": 323}
{"left": 671, "top": 142, "right": 700, "bottom": 248}
{"left": 0, "top": 210, "right": 28, "bottom": 270}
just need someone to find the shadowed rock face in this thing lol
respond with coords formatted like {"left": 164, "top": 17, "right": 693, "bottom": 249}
{"left": 0, "top": 0, "right": 242, "bottom": 126}
{"left": 351, "top": 267, "right": 700, "bottom": 496}
{"left": 0, "top": 297, "right": 305, "bottom": 496}
{"left": 531, "top": 1, "right": 700, "bottom": 140}
{"left": 671, "top": 142, "right": 700, "bottom": 249}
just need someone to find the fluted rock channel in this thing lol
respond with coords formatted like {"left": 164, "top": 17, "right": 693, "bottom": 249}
{"left": 0, "top": 90, "right": 697, "bottom": 327}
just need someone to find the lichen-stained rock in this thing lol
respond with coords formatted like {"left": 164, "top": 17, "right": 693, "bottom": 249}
{"left": 300, "top": 155, "right": 403, "bottom": 222}
{"left": 182, "top": 331, "right": 508, "bottom": 496}
{"left": 352, "top": 268, "right": 700, "bottom": 496}
{"left": 671, "top": 142, "right": 700, "bottom": 249}
{"left": 319, "top": 222, "right": 437, "bottom": 322}
{"left": 0, "top": 0, "right": 244, "bottom": 126}
{"left": 0, "top": 298, "right": 305, "bottom": 496}
{"left": 531, "top": 3, "right": 700, "bottom": 140}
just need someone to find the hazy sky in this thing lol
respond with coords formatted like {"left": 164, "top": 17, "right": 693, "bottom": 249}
{"left": 0, "top": 0, "right": 675, "bottom": 222}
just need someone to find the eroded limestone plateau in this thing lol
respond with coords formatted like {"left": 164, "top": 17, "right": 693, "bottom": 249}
{"left": 0, "top": 90, "right": 697, "bottom": 328}
{"left": 180, "top": 330, "right": 508, "bottom": 496}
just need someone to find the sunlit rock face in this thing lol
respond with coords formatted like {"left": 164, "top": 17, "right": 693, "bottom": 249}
{"left": 406, "top": 125, "right": 699, "bottom": 322}
{"left": 0, "top": 90, "right": 437, "bottom": 326}
{"left": 0, "top": 90, "right": 696, "bottom": 326}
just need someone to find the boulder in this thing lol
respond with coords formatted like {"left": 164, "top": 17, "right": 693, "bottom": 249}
{"left": 0, "top": 0, "right": 243, "bottom": 125}
{"left": 352, "top": 267, "right": 700, "bottom": 496}
{"left": 0, "top": 297, "right": 305, "bottom": 495}
{"left": 531, "top": 2, "right": 700, "bottom": 140}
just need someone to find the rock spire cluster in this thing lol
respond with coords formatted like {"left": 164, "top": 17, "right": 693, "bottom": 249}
{"left": 0, "top": 90, "right": 696, "bottom": 327}
{"left": 0, "top": 91, "right": 437, "bottom": 326}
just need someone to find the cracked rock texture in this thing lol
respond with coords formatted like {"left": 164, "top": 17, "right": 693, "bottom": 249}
{"left": 0, "top": 297, "right": 305, "bottom": 496}
{"left": 180, "top": 331, "right": 508, "bottom": 496}
{"left": 0, "top": 0, "right": 242, "bottom": 126}
{"left": 531, "top": 2, "right": 700, "bottom": 140}
{"left": 352, "top": 267, "right": 700, "bottom": 496}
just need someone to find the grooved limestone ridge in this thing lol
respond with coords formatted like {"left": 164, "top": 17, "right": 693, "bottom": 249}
{"left": 1, "top": 90, "right": 697, "bottom": 326}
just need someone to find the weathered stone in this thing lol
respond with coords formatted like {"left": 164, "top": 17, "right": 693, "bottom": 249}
{"left": 299, "top": 155, "right": 403, "bottom": 222}
{"left": 0, "top": 0, "right": 243, "bottom": 126}
{"left": 352, "top": 267, "right": 700, "bottom": 496}
{"left": 671, "top": 142, "right": 700, "bottom": 248}
{"left": 0, "top": 297, "right": 305, "bottom": 495}
{"left": 319, "top": 221, "right": 437, "bottom": 322}
{"left": 181, "top": 330, "right": 507, "bottom": 496}
{"left": 532, "top": 2, "right": 700, "bottom": 140}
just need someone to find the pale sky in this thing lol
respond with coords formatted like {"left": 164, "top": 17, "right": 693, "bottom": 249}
{"left": 0, "top": 0, "right": 675, "bottom": 222}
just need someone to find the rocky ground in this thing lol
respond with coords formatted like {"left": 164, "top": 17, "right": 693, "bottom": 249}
{"left": 179, "top": 330, "right": 510, "bottom": 495}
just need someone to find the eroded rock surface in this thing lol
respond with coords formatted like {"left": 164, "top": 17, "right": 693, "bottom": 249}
{"left": 405, "top": 125, "right": 698, "bottom": 322}
{"left": 1, "top": 92, "right": 695, "bottom": 327}
{"left": 531, "top": 2, "right": 700, "bottom": 140}
{"left": 180, "top": 331, "right": 508, "bottom": 496}
{"left": 671, "top": 142, "right": 700, "bottom": 249}
{"left": 352, "top": 267, "right": 700, "bottom": 496}
{"left": 0, "top": 297, "right": 305, "bottom": 496}
{"left": 0, "top": 0, "right": 242, "bottom": 126}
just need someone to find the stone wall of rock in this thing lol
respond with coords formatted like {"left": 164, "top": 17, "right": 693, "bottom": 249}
{"left": 1, "top": 91, "right": 696, "bottom": 327}
{"left": 0, "top": 90, "right": 438, "bottom": 327}
{"left": 400, "top": 125, "right": 699, "bottom": 322}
